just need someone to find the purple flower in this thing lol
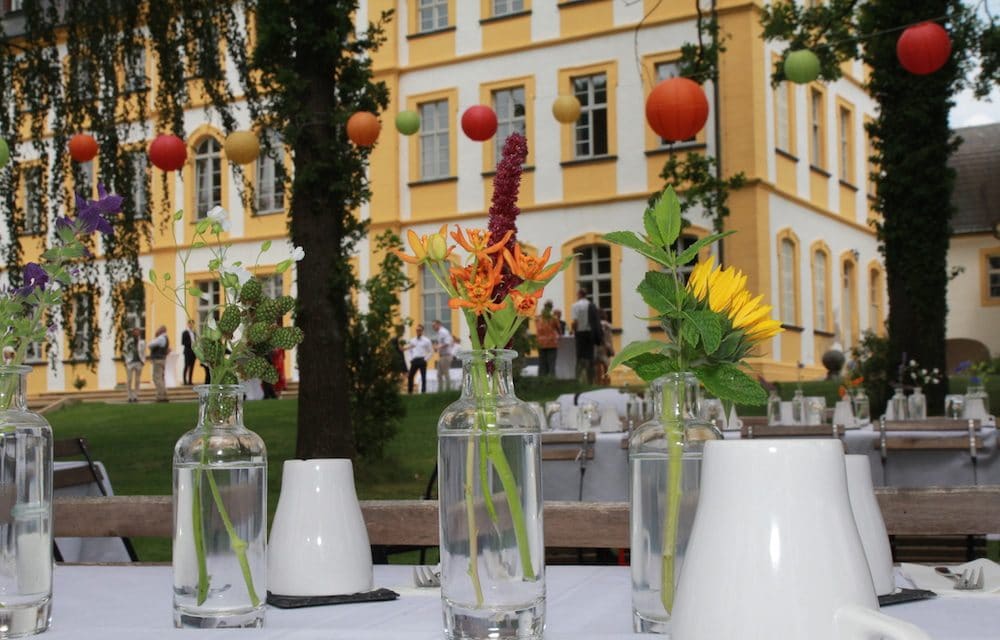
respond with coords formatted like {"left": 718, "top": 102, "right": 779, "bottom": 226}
{"left": 955, "top": 360, "right": 972, "bottom": 374}
{"left": 488, "top": 132, "right": 527, "bottom": 256}
{"left": 55, "top": 216, "right": 74, "bottom": 231}
{"left": 15, "top": 263, "right": 48, "bottom": 297}
{"left": 75, "top": 183, "right": 122, "bottom": 236}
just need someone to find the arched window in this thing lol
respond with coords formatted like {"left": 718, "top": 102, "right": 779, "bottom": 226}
{"left": 194, "top": 138, "right": 222, "bottom": 218}
{"left": 811, "top": 247, "right": 830, "bottom": 332}
{"left": 868, "top": 265, "right": 884, "bottom": 335}
{"left": 421, "top": 265, "right": 450, "bottom": 332}
{"left": 574, "top": 244, "right": 613, "bottom": 322}
{"left": 256, "top": 130, "right": 285, "bottom": 214}
{"left": 841, "top": 258, "right": 858, "bottom": 349}
{"left": 778, "top": 235, "right": 799, "bottom": 325}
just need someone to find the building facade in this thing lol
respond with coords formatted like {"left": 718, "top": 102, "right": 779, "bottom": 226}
{"left": 3, "top": 0, "right": 886, "bottom": 395}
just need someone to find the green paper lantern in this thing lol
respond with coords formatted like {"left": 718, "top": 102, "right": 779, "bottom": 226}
{"left": 0, "top": 138, "right": 8, "bottom": 168}
{"left": 396, "top": 110, "right": 420, "bottom": 136}
{"left": 784, "top": 49, "right": 821, "bottom": 84}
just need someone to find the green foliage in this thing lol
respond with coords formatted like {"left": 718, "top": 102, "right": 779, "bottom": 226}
{"left": 850, "top": 330, "right": 892, "bottom": 419}
{"left": 656, "top": 153, "right": 747, "bottom": 234}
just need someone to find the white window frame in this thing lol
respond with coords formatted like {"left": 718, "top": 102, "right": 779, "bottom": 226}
{"left": 130, "top": 151, "right": 149, "bottom": 219}
{"left": 256, "top": 131, "right": 285, "bottom": 214}
{"left": 24, "top": 341, "right": 44, "bottom": 363}
{"left": 492, "top": 86, "right": 525, "bottom": 166}
{"left": 842, "top": 261, "right": 855, "bottom": 349}
{"left": 575, "top": 244, "right": 613, "bottom": 323}
{"left": 78, "top": 160, "right": 94, "bottom": 199}
{"left": 197, "top": 280, "right": 221, "bottom": 331}
{"left": 988, "top": 255, "right": 1000, "bottom": 299}
{"left": 868, "top": 269, "right": 881, "bottom": 329}
{"left": 492, "top": 0, "right": 524, "bottom": 17}
{"left": 10, "top": 0, "right": 24, "bottom": 11}
{"left": 124, "top": 45, "right": 147, "bottom": 92}
{"left": 419, "top": 100, "right": 450, "bottom": 180}
{"left": 810, "top": 89, "right": 823, "bottom": 167}
{"left": 813, "top": 251, "right": 827, "bottom": 331}
{"left": 261, "top": 273, "right": 283, "bottom": 300}
{"left": 73, "top": 57, "right": 97, "bottom": 102}
{"left": 775, "top": 83, "right": 790, "bottom": 152}
{"left": 23, "top": 166, "right": 43, "bottom": 235}
{"left": 417, "top": 0, "right": 448, "bottom": 32}
{"left": 71, "top": 293, "right": 93, "bottom": 360}
{"left": 780, "top": 239, "right": 796, "bottom": 325}
{"left": 839, "top": 107, "right": 851, "bottom": 182}
{"left": 125, "top": 295, "right": 146, "bottom": 331}
{"left": 195, "top": 138, "right": 222, "bottom": 218}
{"left": 421, "top": 265, "right": 450, "bottom": 331}
{"left": 573, "top": 73, "right": 609, "bottom": 159}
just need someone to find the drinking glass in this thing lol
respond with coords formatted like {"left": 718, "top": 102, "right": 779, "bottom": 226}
{"left": 805, "top": 396, "right": 826, "bottom": 426}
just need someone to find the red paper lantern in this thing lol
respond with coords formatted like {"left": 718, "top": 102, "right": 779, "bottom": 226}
{"left": 68, "top": 134, "right": 98, "bottom": 163}
{"left": 645, "top": 78, "right": 709, "bottom": 142}
{"left": 148, "top": 134, "right": 188, "bottom": 172}
{"left": 347, "top": 111, "right": 381, "bottom": 147}
{"left": 461, "top": 105, "right": 498, "bottom": 142}
{"left": 896, "top": 22, "right": 951, "bottom": 75}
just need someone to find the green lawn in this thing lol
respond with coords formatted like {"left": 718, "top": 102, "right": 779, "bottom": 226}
{"left": 46, "top": 377, "right": 586, "bottom": 561}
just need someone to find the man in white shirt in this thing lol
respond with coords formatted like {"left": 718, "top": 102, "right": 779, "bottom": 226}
{"left": 432, "top": 319, "right": 454, "bottom": 392}
{"left": 405, "top": 324, "right": 434, "bottom": 394}
{"left": 124, "top": 328, "right": 146, "bottom": 403}
{"left": 571, "top": 289, "right": 596, "bottom": 384}
{"left": 148, "top": 325, "right": 170, "bottom": 402}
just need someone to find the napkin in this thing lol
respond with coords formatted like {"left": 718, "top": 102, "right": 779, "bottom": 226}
{"left": 900, "top": 559, "right": 1000, "bottom": 596}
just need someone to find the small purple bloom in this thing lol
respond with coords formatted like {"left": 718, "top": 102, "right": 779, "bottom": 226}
{"left": 15, "top": 263, "right": 48, "bottom": 297}
{"left": 55, "top": 216, "right": 74, "bottom": 231}
{"left": 75, "top": 183, "right": 122, "bottom": 236}
{"left": 955, "top": 360, "right": 972, "bottom": 374}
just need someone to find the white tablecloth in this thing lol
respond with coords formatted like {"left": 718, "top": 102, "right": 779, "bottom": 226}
{"left": 53, "top": 461, "right": 132, "bottom": 563}
{"left": 41, "top": 564, "right": 997, "bottom": 639}
{"left": 542, "top": 431, "right": 628, "bottom": 502}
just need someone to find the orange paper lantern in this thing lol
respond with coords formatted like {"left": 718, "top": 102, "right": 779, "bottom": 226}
{"left": 347, "top": 111, "right": 381, "bottom": 147}
{"left": 897, "top": 22, "right": 951, "bottom": 75}
{"left": 461, "top": 105, "right": 498, "bottom": 142}
{"left": 148, "top": 134, "right": 187, "bottom": 172}
{"left": 68, "top": 134, "right": 98, "bottom": 163}
{"left": 645, "top": 78, "right": 709, "bottom": 142}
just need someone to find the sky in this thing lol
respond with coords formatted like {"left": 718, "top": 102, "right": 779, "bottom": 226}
{"left": 951, "top": 0, "right": 1000, "bottom": 128}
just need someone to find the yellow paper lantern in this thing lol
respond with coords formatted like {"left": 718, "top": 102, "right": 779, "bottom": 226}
{"left": 224, "top": 130, "right": 261, "bottom": 165}
{"left": 552, "top": 95, "right": 582, "bottom": 124}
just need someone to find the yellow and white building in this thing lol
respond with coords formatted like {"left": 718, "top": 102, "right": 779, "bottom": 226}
{"left": 4, "top": 0, "right": 886, "bottom": 395}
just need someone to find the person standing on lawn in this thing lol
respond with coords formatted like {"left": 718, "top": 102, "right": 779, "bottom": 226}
{"left": 148, "top": 325, "right": 170, "bottom": 402}
{"left": 404, "top": 324, "right": 433, "bottom": 394}
{"left": 124, "top": 327, "right": 146, "bottom": 403}
{"left": 535, "top": 300, "right": 562, "bottom": 377}
{"left": 181, "top": 320, "right": 196, "bottom": 385}
{"left": 432, "top": 319, "right": 454, "bottom": 392}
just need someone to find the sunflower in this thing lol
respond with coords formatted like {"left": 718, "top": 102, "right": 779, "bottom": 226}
{"left": 687, "top": 256, "right": 782, "bottom": 344}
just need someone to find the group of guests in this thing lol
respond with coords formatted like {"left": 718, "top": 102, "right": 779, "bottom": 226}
{"left": 537, "top": 289, "right": 614, "bottom": 385}
{"left": 395, "top": 320, "right": 455, "bottom": 394}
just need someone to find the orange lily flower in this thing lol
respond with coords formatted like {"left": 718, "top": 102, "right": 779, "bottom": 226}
{"left": 449, "top": 256, "right": 505, "bottom": 315}
{"left": 510, "top": 288, "right": 543, "bottom": 317}
{"left": 503, "top": 244, "right": 560, "bottom": 282}
{"left": 451, "top": 227, "right": 513, "bottom": 259}
{"left": 394, "top": 224, "right": 449, "bottom": 264}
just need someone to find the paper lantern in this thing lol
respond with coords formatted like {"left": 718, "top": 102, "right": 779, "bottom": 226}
{"left": 645, "top": 78, "right": 709, "bottom": 142}
{"left": 0, "top": 138, "right": 8, "bottom": 168}
{"left": 784, "top": 49, "right": 821, "bottom": 84}
{"left": 552, "top": 95, "right": 582, "bottom": 124}
{"left": 347, "top": 111, "right": 380, "bottom": 147}
{"left": 396, "top": 110, "right": 420, "bottom": 136}
{"left": 224, "top": 130, "right": 260, "bottom": 165}
{"left": 461, "top": 105, "right": 498, "bottom": 142}
{"left": 897, "top": 22, "right": 951, "bottom": 75}
{"left": 148, "top": 134, "right": 188, "bottom": 172}
{"left": 68, "top": 134, "right": 98, "bottom": 163}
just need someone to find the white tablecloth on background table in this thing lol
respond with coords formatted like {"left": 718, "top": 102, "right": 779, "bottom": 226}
{"left": 53, "top": 461, "right": 132, "bottom": 563}
{"left": 554, "top": 336, "right": 576, "bottom": 380}
{"left": 542, "top": 431, "right": 628, "bottom": 502}
{"left": 41, "top": 564, "right": 997, "bottom": 639}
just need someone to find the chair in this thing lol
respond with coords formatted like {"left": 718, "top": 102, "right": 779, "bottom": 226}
{"left": 740, "top": 421, "right": 844, "bottom": 440}
{"left": 875, "top": 417, "right": 982, "bottom": 485}
{"left": 53, "top": 437, "right": 138, "bottom": 562}
{"left": 541, "top": 432, "right": 596, "bottom": 501}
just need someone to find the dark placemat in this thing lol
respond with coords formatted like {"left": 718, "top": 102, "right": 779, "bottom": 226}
{"left": 878, "top": 588, "right": 937, "bottom": 606}
{"left": 267, "top": 588, "right": 399, "bottom": 609}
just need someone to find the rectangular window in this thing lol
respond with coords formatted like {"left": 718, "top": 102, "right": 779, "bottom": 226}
{"left": 419, "top": 99, "right": 450, "bottom": 180}
{"left": 573, "top": 73, "right": 608, "bottom": 159}
{"left": 22, "top": 166, "right": 43, "bottom": 235}
{"left": 493, "top": 0, "right": 524, "bottom": 16}
{"left": 197, "top": 281, "right": 221, "bottom": 330}
{"left": 130, "top": 151, "right": 149, "bottom": 219}
{"left": 775, "top": 83, "right": 790, "bottom": 152}
{"left": 195, "top": 139, "right": 222, "bottom": 218}
{"left": 492, "top": 86, "right": 525, "bottom": 166}
{"left": 78, "top": 160, "right": 94, "bottom": 198}
{"left": 421, "top": 265, "right": 450, "bottom": 330}
{"left": 780, "top": 239, "right": 796, "bottom": 324}
{"left": 124, "top": 46, "right": 147, "bottom": 92}
{"left": 813, "top": 252, "right": 827, "bottom": 330}
{"left": 73, "top": 57, "right": 97, "bottom": 101}
{"left": 839, "top": 106, "right": 853, "bottom": 182}
{"left": 125, "top": 296, "right": 145, "bottom": 331}
{"left": 10, "top": 0, "right": 24, "bottom": 11}
{"left": 866, "top": 131, "right": 877, "bottom": 197}
{"left": 25, "top": 341, "right": 44, "bottom": 363}
{"left": 260, "top": 273, "right": 283, "bottom": 300}
{"left": 989, "top": 255, "right": 1000, "bottom": 299}
{"left": 418, "top": 0, "right": 448, "bottom": 32}
{"left": 256, "top": 131, "right": 285, "bottom": 214}
{"left": 810, "top": 88, "right": 824, "bottom": 168}
{"left": 71, "top": 294, "right": 93, "bottom": 360}
{"left": 575, "top": 244, "right": 613, "bottom": 322}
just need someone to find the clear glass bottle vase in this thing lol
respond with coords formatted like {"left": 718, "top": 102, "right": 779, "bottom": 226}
{"left": 890, "top": 387, "right": 909, "bottom": 421}
{"left": 437, "top": 350, "right": 545, "bottom": 640}
{"left": 852, "top": 389, "right": 871, "bottom": 423}
{"left": 791, "top": 388, "right": 805, "bottom": 424}
{"left": 0, "top": 365, "right": 53, "bottom": 637}
{"left": 629, "top": 373, "right": 721, "bottom": 634}
{"left": 173, "top": 385, "right": 267, "bottom": 629}
{"left": 908, "top": 387, "right": 927, "bottom": 420}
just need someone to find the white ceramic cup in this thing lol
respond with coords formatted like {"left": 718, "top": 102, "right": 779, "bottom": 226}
{"left": 267, "top": 459, "right": 373, "bottom": 596}
{"left": 671, "top": 439, "right": 929, "bottom": 640}
{"left": 845, "top": 454, "right": 895, "bottom": 596}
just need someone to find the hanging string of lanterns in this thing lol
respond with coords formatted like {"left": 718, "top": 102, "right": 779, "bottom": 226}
{"left": 68, "top": 133, "right": 98, "bottom": 163}
{"left": 224, "top": 131, "right": 260, "bottom": 164}
{"left": 148, "top": 134, "right": 187, "bottom": 171}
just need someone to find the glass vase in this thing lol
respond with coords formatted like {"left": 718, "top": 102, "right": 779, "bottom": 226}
{"left": 890, "top": 387, "right": 909, "bottom": 421}
{"left": 438, "top": 350, "right": 545, "bottom": 640}
{"left": 964, "top": 384, "right": 990, "bottom": 419}
{"left": 851, "top": 389, "right": 871, "bottom": 424}
{"left": 908, "top": 387, "right": 927, "bottom": 420}
{"left": 629, "top": 373, "right": 721, "bottom": 634}
{"left": 766, "top": 390, "right": 782, "bottom": 425}
{"left": 173, "top": 385, "right": 267, "bottom": 629}
{"left": 0, "top": 365, "right": 53, "bottom": 637}
{"left": 791, "top": 388, "right": 805, "bottom": 424}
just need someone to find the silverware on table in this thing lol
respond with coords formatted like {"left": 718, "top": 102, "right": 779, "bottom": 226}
{"left": 934, "top": 566, "right": 984, "bottom": 590}
{"left": 412, "top": 565, "right": 441, "bottom": 588}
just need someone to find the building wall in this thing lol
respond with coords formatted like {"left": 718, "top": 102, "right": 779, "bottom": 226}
{"left": 947, "top": 234, "right": 1000, "bottom": 355}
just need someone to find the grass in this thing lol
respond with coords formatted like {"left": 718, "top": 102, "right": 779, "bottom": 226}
{"left": 46, "top": 377, "right": 586, "bottom": 561}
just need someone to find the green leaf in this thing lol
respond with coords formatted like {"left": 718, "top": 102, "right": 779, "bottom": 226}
{"left": 714, "top": 331, "right": 744, "bottom": 361}
{"left": 148, "top": 269, "right": 157, "bottom": 283}
{"left": 653, "top": 187, "right": 682, "bottom": 247}
{"left": 173, "top": 210, "right": 184, "bottom": 221}
{"left": 680, "top": 321, "right": 700, "bottom": 348}
{"left": 688, "top": 310, "right": 722, "bottom": 354}
{"left": 211, "top": 222, "right": 222, "bottom": 235}
{"left": 603, "top": 231, "right": 672, "bottom": 267}
{"left": 221, "top": 273, "right": 238, "bottom": 289}
{"left": 637, "top": 271, "right": 680, "bottom": 314}
{"left": 192, "top": 241, "right": 206, "bottom": 249}
{"left": 609, "top": 339, "right": 667, "bottom": 372}
{"left": 676, "top": 231, "right": 734, "bottom": 266}
{"left": 625, "top": 352, "right": 676, "bottom": 382}
{"left": 208, "top": 258, "right": 221, "bottom": 271}
{"left": 195, "top": 219, "right": 210, "bottom": 235}
{"left": 187, "top": 286, "right": 202, "bottom": 297}
{"left": 643, "top": 206, "right": 664, "bottom": 246}
{"left": 275, "top": 259, "right": 292, "bottom": 274}
{"left": 163, "top": 273, "right": 171, "bottom": 281}
{"left": 261, "top": 240, "right": 272, "bottom": 252}
{"left": 695, "top": 363, "right": 768, "bottom": 406}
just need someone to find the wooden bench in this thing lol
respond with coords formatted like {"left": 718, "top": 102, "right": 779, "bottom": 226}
{"left": 53, "top": 486, "right": 1000, "bottom": 551}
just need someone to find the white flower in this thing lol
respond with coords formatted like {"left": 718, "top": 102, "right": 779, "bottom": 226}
{"left": 222, "top": 264, "right": 253, "bottom": 286}
{"left": 206, "top": 206, "right": 231, "bottom": 232}
{"left": 291, "top": 246, "right": 305, "bottom": 262}
{"left": 909, "top": 359, "right": 917, "bottom": 367}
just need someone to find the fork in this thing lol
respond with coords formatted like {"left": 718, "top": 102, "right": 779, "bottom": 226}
{"left": 412, "top": 565, "right": 441, "bottom": 588}
{"left": 935, "top": 566, "right": 985, "bottom": 590}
